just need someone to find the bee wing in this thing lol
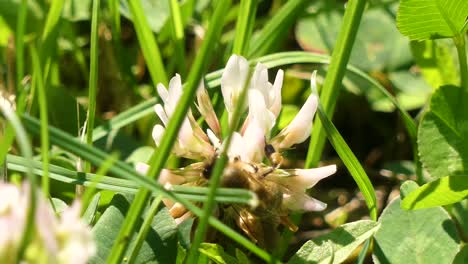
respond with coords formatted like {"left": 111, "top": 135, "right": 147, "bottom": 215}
{"left": 166, "top": 162, "right": 206, "bottom": 181}
{"left": 224, "top": 205, "right": 263, "bottom": 244}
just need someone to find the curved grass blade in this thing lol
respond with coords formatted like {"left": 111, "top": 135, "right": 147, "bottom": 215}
{"left": 92, "top": 51, "right": 416, "bottom": 145}
{"left": 305, "top": 0, "right": 367, "bottom": 169}
{"left": 311, "top": 73, "right": 377, "bottom": 220}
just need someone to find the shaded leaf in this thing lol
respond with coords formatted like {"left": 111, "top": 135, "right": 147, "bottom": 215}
{"left": 82, "top": 192, "right": 101, "bottom": 225}
{"left": 288, "top": 220, "right": 380, "bottom": 264}
{"left": 453, "top": 244, "right": 468, "bottom": 264}
{"left": 418, "top": 85, "right": 468, "bottom": 179}
{"left": 90, "top": 194, "right": 178, "bottom": 263}
{"left": 450, "top": 199, "right": 468, "bottom": 240}
{"left": 388, "top": 71, "right": 432, "bottom": 110}
{"left": 373, "top": 197, "right": 460, "bottom": 264}
{"left": 296, "top": 6, "right": 412, "bottom": 72}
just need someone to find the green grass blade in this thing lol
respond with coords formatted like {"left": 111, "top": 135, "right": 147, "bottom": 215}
{"left": 247, "top": 0, "right": 308, "bottom": 57}
{"left": 305, "top": 0, "right": 368, "bottom": 169}
{"left": 15, "top": 0, "right": 27, "bottom": 90}
{"left": 81, "top": 153, "right": 118, "bottom": 215}
{"left": 0, "top": 105, "right": 37, "bottom": 262}
{"left": 127, "top": 0, "right": 168, "bottom": 86}
{"left": 311, "top": 75, "right": 377, "bottom": 220}
{"left": 119, "top": 1, "right": 232, "bottom": 261}
{"left": 83, "top": 0, "right": 100, "bottom": 173}
{"left": 91, "top": 97, "right": 157, "bottom": 141}
{"left": 40, "top": 0, "right": 64, "bottom": 82}
{"left": 126, "top": 196, "right": 163, "bottom": 263}
{"left": 232, "top": 0, "right": 257, "bottom": 56}
{"left": 20, "top": 114, "right": 271, "bottom": 262}
{"left": 6, "top": 154, "right": 255, "bottom": 204}
{"left": 30, "top": 45, "right": 50, "bottom": 196}
{"left": 168, "top": 0, "right": 186, "bottom": 77}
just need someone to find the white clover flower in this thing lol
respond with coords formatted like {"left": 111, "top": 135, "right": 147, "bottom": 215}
{"left": 0, "top": 183, "right": 28, "bottom": 263}
{"left": 147, "top": 55, "right": 335, "bottom": 236}
{"left": 56, "top": 201, "right": 96, "bottom": 264}
{"left": 0, "top": 183, "right": 95, "bottom": 263}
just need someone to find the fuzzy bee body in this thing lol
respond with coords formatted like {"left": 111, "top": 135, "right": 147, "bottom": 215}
{"left": 167, "top": 155, "right": 301, "bottom": 251}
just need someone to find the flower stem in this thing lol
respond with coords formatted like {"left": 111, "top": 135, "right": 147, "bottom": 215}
{"left": 305, "top": 0, "right": 368, "bottom": 169}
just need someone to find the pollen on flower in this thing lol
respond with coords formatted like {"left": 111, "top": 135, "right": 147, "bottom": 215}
{"left": 141, "top": 54, "right": 336, "bottom": 250}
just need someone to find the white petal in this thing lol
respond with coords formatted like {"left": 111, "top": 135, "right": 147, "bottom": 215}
{"left": 207, "top": 129, "right": 221, "bottom": 149}
{"left": 165, "top": 74, "right": 183, "bottom": 115}
{"left": 156, "top": 83, "right": 169, "bottom": 103}
{"left": 154, "top": 104, "right": 168, "bottom": 126}
{"left": 248, "top": 89, "right": 276, "bottom": 135}
{"left": 283, "top": 193, "right": 327, "bottom": 212}
{"left": 250, "top": 63, "right": 269, "bottom": 97}
{"left": 241, "top": 119, "right": 265, "bottom": 162}
{"left": 272, "top": 94, "right": 318, "bottom": 149}
{"left": 135, "top": 162, "right": 149, "bottom": 175}
{"left": 221, "top": 55, "right": 249, "bottom": 113}
{"left": 293, "top": 165, "right": 337, "bottom": 189}
{"left": 227, "top": 132, "right": 244, "bottom": 160}
{"left": 158, "top": 169, "right": 186, "bottom": 185}
{"left": 152, "top": 124, "right": 165, "bottom": 146}
{"left": 270, "top": 69, "right": 284, "bottom": 116}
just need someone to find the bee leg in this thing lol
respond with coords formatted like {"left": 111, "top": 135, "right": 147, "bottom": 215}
{"left": 280, "top": 215, "right": 298, "bottom": 232}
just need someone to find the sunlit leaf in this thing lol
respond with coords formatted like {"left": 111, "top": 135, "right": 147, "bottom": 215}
{"left": 401, "top": 176, "right": 468, "bottom": 209}
{"left": 410, "top": 40, "right": 459, "bottom": 88}
{"left": 396, "top": 0, "right": 468, "bottom": 40}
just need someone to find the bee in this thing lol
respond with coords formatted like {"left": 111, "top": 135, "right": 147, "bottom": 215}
{"left": 217, "top": 158, "right": 297, "bottom": 251}
{"left": 166, "top": 145, "right": 299, "bottom": 251}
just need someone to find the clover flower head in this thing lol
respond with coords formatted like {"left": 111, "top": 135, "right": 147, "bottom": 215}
{"left": 146, "top": 55, "right": 335, "bottom": 226}
{"left": 0, "top": 183, "right": 95, "bottom": 263}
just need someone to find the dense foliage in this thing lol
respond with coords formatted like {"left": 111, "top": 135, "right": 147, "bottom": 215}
{"left": 0, "top": 0, "right": 467, "bottom": 263}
